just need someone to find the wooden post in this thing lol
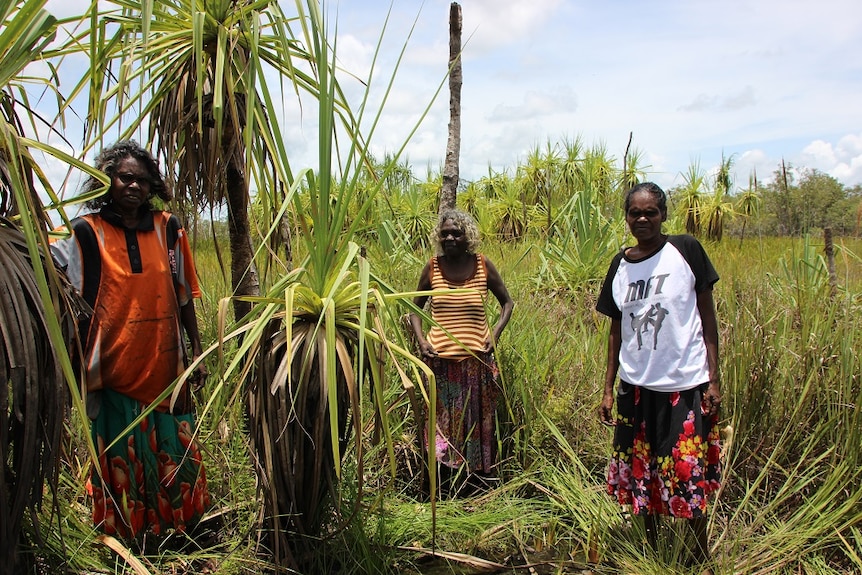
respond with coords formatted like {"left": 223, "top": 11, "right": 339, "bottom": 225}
{"left": 824, "top": 227, "right": 837, "bottom": 298}
{"left": 439, "top": 2, "right": 462, "bottom": 212}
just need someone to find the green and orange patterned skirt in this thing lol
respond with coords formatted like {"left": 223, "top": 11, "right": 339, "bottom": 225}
{"left": 88, "top": 388, "right": 210, "bottom": 539}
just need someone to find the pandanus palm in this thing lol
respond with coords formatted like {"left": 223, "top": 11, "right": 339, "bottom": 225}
{"left": 227, "top": 3, "right": 460, "bottom": 567}
{"left": 675, "top": 160, "right": 707, "bottom": 235}
{"left": 0, "top": 1, "right": 97, "bottom": 571}
{"left": 702, "top": 153, "right": 735, "bottom": 241}
{"left": 736, "top": 171, "right": 761, "bottom": 244}
{"left": 71, "top": 0, "right": 356, "bottom": 322}
{"left": 232, "top": 7, "right": 440, "bottom": 565}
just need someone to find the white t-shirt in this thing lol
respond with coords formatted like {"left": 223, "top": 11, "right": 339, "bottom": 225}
{"left": 596, "top": 235, "right": 718, "bottom": 392}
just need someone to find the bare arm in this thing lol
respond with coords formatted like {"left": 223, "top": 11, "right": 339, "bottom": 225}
{"left": 697, "top": 289, "right": 720, "bottom": 415}
{"left": 483, "top": 256, "right": 514, "bottom": 352}
{"left": 599, "top": 318, "right": 621, "bottom": 426}
{"left": 180, "top": 298, "right": 207, "bottom": 379}
{"left": 408, "top": 262, "right": 437, "bottom": 359}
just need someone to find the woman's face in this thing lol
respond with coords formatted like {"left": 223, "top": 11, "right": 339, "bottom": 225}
{"left": 439, "top": 219, "right": 468, "bottom": 256}
{"left": 108, "top": 156, "right": 151, "bottom": 214}
{"left": 626, "top": 190, "right": 666, "bottom": 245}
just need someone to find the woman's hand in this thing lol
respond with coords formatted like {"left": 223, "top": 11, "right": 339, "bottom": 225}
{"left": 702, "top": 381, "right": 721, "bottom": 417}
{"left": 482, "top": 334, "right": 497, "bottom": 354}
{"left": 417, "top": 341, "right": 438, "bottom": 360}
{"left": 189, "top": 353, "right": 208, "bottom": 390}
{"left": 599, "top": 390, "right": 616, "bottom": 426}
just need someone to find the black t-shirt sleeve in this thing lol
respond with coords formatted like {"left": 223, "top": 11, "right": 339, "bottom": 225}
{"left": 668, "top": 235, "right": 719, "bottom": 293}
{"left": 596, "top": 251, "right": 625, "bottom": 319}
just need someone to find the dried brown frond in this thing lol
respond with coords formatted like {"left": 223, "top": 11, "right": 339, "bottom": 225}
{"left": 0, "top": 218, "right": 81, "bottom": 574}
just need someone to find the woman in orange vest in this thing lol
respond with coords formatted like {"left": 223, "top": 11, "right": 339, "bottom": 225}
{"left": 53, "top": 141, "right": 210, "bottom": 549}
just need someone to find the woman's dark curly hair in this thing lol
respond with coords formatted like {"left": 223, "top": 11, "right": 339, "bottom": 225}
{"left": 624, "top": 181, "right": 668, "bottom": 217}
{"left": 83, "top": 140, "right": 171, "bottom": 211}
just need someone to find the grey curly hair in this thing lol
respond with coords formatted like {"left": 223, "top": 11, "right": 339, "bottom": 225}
{"left": 83, "top": 140, "right": 171, "bottom": 211}
{"left": 431, "top": 208, "right": 481, "bottom": 255}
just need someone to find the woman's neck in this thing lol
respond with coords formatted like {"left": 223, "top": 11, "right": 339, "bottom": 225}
{"left": 109, "top": 205, "right": 142, "bottom": 229}
{"left": 631, "top": 234, "right": 666, "bottom": 258}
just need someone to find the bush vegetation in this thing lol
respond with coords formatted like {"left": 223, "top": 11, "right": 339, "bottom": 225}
{"left": 24, "top": 171, "right": 861, "bottom": 574}
{"left": 2, "top": 1, "right": 860, "bottom": 573}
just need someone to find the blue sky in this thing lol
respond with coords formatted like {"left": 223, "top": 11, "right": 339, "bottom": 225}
{"left": 43, "top": 0, "right": 862, "bottom": 195}
{"left": 323, "top": 0, "right": 862, "bottom": 192}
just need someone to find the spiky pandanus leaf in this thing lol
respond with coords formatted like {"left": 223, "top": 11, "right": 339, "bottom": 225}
{"left": 0, "top": 219, "right": 82, "bottom": 575}
{"left": 248, "top": 316, "right": 353, "bottom": 565}
{"left": 0, "top": 2, "right": 99, "bottom": 572}
{"left": 226, "top": 235, "right": 435, "bottom": 570}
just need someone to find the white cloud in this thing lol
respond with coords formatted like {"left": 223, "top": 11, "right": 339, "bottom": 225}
{"left": 487, "top": 86, "right": 576, "bottom": 122}
{"left": 460, "top": 0, "right": 564, "bottom": 53}
{"left": 333, "top": 34, "right": 377, "bottom": 85}
{"left": 678, "top": 86, "right": 757, "bottom": 113}
{"left": 801, "top": 134, "right": 862, "bottom": 185}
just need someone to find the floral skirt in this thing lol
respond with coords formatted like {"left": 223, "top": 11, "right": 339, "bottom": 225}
{"left": 422, "top": 352, "right": 501, "bottom": 474}
{"left": 89, "top": 388, "right": 211, "bottom": 539}
{"left": 607, "top": 381, "right": 721, "bottom": 518}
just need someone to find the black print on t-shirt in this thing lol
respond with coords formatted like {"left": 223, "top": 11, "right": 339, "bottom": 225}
{"left": 629, "top": 302, "right": 669, "bottom": 350}
{"left": 624, "top": 273, "right": 670, "bottom": 304}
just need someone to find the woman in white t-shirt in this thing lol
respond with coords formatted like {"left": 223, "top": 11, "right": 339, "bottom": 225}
{"left": 596, "top": 182, "right": 722, "bottom": 574}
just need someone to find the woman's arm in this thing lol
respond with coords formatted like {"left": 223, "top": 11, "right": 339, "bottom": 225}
{"left": 484, "top": 256, "right": 514, "bottom": 352}
{"left": 697, "top": 289, "right": 721, "bottom": 415}
{"left": 408, "top": 262, "right": 437, "bottom": 359}
{"left": 180, "top": 298, "right": 207, "bottom": 379}
{"left": 599, "top": 318, "right": 622, "bottom": 426}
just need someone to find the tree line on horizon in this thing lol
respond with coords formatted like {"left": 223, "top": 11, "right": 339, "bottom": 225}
{"left": 193, "top": 143, "right": 862, "bottom": 257}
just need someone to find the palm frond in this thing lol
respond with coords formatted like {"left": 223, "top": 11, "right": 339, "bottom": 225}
{"left": 0, "top": 218, "right": 81, "bottom": 575}
{"left": 0, "top": 4, "right": 96, "bottom": 572}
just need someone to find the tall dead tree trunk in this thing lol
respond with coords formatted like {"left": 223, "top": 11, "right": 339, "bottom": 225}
{"left": 440, "top": 2, "right": 462, "bottom": 212}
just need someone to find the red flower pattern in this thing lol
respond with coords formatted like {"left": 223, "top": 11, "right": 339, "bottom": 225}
{"left": 607, "top": 408, "right": 721, "bottom": 518}
{"left": 90, "top": 406, "right": 210, "bottom": 540}
{"left": 669, "top": 495, "right": 693, "bottom": 518}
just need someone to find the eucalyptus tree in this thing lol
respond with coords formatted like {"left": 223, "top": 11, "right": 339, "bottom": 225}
{"left": 439, "top": 2, "right": 461, "bottom": 212}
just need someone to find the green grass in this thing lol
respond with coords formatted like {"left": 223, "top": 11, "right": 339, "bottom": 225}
{"left": 28, "top": 232, "right": 862, "bottom": 574}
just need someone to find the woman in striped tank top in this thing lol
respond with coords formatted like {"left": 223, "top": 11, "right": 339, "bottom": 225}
{"left": 409, "top": 209, "right": 514, "bottom": 496}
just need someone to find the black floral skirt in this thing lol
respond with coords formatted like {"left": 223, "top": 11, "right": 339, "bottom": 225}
{"left": 607, "top": 381, "right": 721, "bottom": 518}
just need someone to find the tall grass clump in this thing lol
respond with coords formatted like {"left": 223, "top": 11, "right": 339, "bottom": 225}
{"left": 713, "top": 235, "right": 862, "bottom": 573}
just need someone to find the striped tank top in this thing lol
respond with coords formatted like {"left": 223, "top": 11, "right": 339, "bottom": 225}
{"left": 426, "top": 254, "right": 491, "bottom": 359}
